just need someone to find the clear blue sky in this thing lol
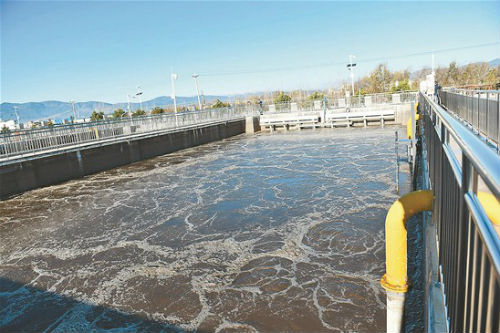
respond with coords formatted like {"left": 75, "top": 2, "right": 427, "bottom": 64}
{"left": 1, "top": 1, "right": 499, "bottom": 103}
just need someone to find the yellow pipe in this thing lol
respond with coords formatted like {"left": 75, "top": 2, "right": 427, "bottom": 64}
{"left": 381, "top": 190, "right": 433, "bottom": 292}
{"left": 477, "top": 192, "right": 500, "bottom": 226}
{"left": 381, "top": 190, "right": 500, "bottom": 293}
{"left": 406, "top": 114, "right": 420, "bottom": 139}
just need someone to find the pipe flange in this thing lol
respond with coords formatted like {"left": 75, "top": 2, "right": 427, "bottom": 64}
{"left": 380, "top": 274, "right": 408, "bottom": 293}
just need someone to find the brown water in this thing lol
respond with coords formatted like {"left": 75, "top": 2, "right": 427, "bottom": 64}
{"left": 0, "top": 128, "right": 411, "bottom": 332}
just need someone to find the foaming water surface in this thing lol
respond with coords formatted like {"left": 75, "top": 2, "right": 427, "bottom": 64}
{"left": 0, "top": 127, "right": 411, "bottom": 332}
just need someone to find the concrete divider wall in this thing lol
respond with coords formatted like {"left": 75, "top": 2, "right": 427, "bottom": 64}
{"left": 0, "top": 119, "right": 246, "bottom": 200}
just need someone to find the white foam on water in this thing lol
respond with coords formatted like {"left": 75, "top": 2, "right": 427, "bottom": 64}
{"left": 0, "top": 127, "right": 411, "bottom": 332}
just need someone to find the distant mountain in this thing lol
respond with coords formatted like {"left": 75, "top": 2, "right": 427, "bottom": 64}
{"left": 0, "top": 95, "right": 228, "bottom": 123}
{"left": 489, "top": 58, "right": 500, "bottom": 67}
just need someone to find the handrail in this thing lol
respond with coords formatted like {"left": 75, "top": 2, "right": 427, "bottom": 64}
{"left": 421, "top": 93, "right": 500, "bottom": 198}
{"left": 443, "top": 87, "right": 500, "bottom": 94}
{"left": 420, "top": 91, "right": 500, "bottom": 332}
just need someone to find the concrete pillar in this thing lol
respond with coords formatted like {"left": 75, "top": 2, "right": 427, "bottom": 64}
{"left": 245, "top": 116, "right": 261, "bottom": 134}
{"left": 392, "top": 94, "right": 401, "bottom": 104}
{"left": 395, "top": 104, "right": 412, "bottom": 125}
{"left": 314, "top": 100, "right": 322, "bottom": 110}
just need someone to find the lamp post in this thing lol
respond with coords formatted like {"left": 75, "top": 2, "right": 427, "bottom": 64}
{"left": 70, "top": 101, "right": 76, "bottom": 122}
{"left": 136, "top": 85, "right": 144, "bottom": 112}
{"left": 192, "top": 74, "right": 202, "bottom": 111}
{"left": 347, "top": 55, "right": 356, "bottom": 97}
{"left": 171, "top": 73, "right": 178, "bottom": 126}
{"left": 127, "top": 94, "right": 132, "bottom": 117}
{"left": 13, "top": 106, "right": 20, "bottom": 127}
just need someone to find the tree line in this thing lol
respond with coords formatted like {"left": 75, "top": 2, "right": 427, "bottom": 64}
{"left": 77, "top": 61, "right": 500, "bottom": 123}
{"left": 254, "top": 60, "right": 500, "bottom": 104}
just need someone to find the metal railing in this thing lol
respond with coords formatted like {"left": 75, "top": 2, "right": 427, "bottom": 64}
{"left": 439, "top": 89, "right": 500, "bottom": 145}
{"left": 419, "top": 92, "right": 500, "bottom": 333}
{"left": 0, "top": 91, "right": 417, "bottom": 161}
{"left": 0, "top": 107, "right": 258, "bottom": 161}
{"left": 262, "top": 91, "right": 417, "bottom": 114}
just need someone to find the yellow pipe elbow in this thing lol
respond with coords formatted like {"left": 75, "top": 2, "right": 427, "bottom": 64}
{"left": 381, "top": 190, "right": 433, "bottom": 293}
{"left": 381, "top": 190, "right": 498, "bottom": 293}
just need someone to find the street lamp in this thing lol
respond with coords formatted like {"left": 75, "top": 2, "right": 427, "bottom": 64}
{"left": 135, "top": 85, "right": 144, "bottom": 112}
{"left": 171, "top": 73, "right": 178, "bottom": 126}
{"left": 13, "top": 106, "right": 20, "bottom": 126}
{"left": 126, "top": 94, "right": 133, "bottom": 117}
{"left": 347, "top": 55, "right": 356, "bottom": 96}
{"left": 192, "top": 74, "right": 202, "bottom": 111}
{"left": 70, "top": 101, "right": 76, "bottom": 122}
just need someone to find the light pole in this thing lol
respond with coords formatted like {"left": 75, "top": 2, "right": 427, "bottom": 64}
{"left": 70, "top": 101, "right": 76, "bottom": 122}
{"left": 127, "top": 94, "right": 132, "bottom": 117}
{"left": 171, "top": 73, "right": 178, "bottom": 126}
{"left": 13, "top": 106, "right": 20, "bottom": 127}
{"left": 347, "top": 55, "right": 356, "bottom": 96}
{"left": 192, "top": 74, "right": 202, "bottom": 111}
{"left": 136, "top": 85, "right": 144, "bottom": 112}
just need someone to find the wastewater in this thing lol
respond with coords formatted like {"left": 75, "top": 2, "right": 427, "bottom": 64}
{"left": 0, "top": 127, "right": 414, "bottom": 332}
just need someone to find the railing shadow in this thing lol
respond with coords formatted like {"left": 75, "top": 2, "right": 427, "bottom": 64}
{"left": 0, "top": 277, "right": 201, "bottom": 333}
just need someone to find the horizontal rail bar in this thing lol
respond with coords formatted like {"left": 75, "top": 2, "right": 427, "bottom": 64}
{"left": 422, "top": 93, "right": 500, "bottom": 198}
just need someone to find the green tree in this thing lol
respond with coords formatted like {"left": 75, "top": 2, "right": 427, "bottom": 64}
{"left": 308, "top": 91, "right": 324, "bottom": 100}
{"left": 1, "top": 126, "right": 10, "bottom": 134}
{"left": 485, "top": 66, "right": 500, "bottom": 86}
{"left": 132, "top": 109, "right": 146, "bottom": 117}
{"left": 274, "top": 91, "right": 291, "bottom": 104}
{"left": 391, "top": 80, "right": 411, "bottom": 93}
{"left": 113, "top": 108, "right": 127, "bottom": 118}
{"left": 445, "top": 61, "right": 460, "bottom": 86}
{"left": 90, "top": 110, "right": 104, "bottom": 121}
{"left": 211, "top": 99, "right": 231, "bottom": 109}
{"left": 151, "top": 107, "right": 165, "bottom": 115}
{"left": 364, "top": 64, "right": 393, "bottom": 94}
{"left": 47, "top": 120, "right": 54, "bottom": 127}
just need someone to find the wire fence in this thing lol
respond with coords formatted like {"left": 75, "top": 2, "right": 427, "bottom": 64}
{"left": 439, "top": 89, "right": 500, "bottom": 145}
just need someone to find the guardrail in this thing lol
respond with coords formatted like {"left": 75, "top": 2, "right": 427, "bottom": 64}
{"left": 419, "top": 92, "right": 500, "bottom": 333}
{"left": 0, "top": 107, "right": 257, "bottom": 161}
{"left": 439, "top": 89, "right": 500, "bottom": 146}
{"left": 0, "top": 91, "right": 417, "bottom": 161}
{"left": 261, "top": 91, "right": 417, "bottom": 113}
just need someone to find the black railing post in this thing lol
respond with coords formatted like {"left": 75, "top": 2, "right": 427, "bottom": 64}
{"left": 453, "top": 154, "right": 473, "bottom": 332}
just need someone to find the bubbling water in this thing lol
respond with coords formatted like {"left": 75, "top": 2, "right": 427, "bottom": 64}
{"left": 0, "top": 127, "right": 410, "bottom": 332}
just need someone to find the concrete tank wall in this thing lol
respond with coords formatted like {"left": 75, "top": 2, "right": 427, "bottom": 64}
{"left": 0, "top": 119, "right": 246, "bottom": 200}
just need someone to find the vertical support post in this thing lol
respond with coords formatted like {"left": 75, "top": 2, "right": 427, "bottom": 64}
{"left": 410, "top": 102, "right": 416, "bottom": 166}
{"left": 485, "top": 92, "right": 489, "bottom": 138}
{"left": 322, "top": 96, "right": 327, "bottom": 125}
{"left": 476, "top": 92, "right": 480, "bottom": 130}
{"left": 497, "top": 93, "right": 500, "bottom": 149}
{"left": 395, "top": 131, "right": 399, "bottom": 194}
